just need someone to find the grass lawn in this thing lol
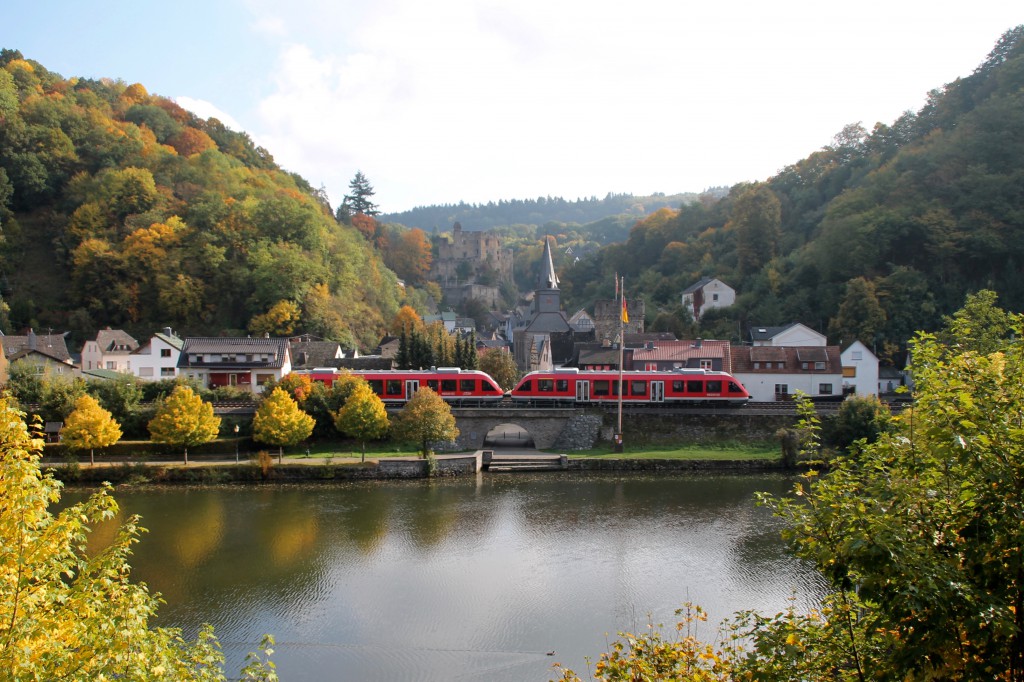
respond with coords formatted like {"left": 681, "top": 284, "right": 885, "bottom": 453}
{"left": 561, "top": 442, "right": 780, "bottom": 461}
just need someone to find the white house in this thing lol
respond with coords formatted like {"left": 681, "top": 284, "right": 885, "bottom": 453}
{"left": 681, "top": 278, "right": 735, "bottom": 321}
{"left": 840, "top": 341, "right": 880, "bottom": 398}
{"left": 177, "top": 336, "right": 292, "bottom": 394}
{"left": 731, "top": 345, "right": 844, "bottom": 402}
{"left": 81, "top": 329, "right": 139, "bottom": 372}
{"left": 749, "top": 322, "right": 827, "bottom": 347}
{"left": 130, "top": 328, "right": 184, "bottom": 381}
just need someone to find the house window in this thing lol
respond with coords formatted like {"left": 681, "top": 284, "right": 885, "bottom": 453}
{"left": 139, "top": 367, "right": 154, "bottom": 377}
{"left": 775, "top": 384, "right": 789, "bottom": 396}
{"left": 106, "top": 361, "right": 116, "bottom": 370}
{"left": 815, "top": 362, "right": 825, "bottom": 370}
{"left": 712, "top": 293, "right": 719, "bottom": 302}
{"left": 256, "top": 373, "right": 274, "bottom": 385}
{"left": 753, "top": 362, "right": 760, "bottom": 369}
{"left": 801, "top": 362, "right": 808, "bottom": 370}
{"left": 160, "top": 348, "right": 171, "bottom": 357}
{"left": 843, "top": 367, "right": 857, "bottom": 377}
{"left": 852, "top": 351, "right": 863, "bottom": 360}
{"left": 160, "top": 367, "right": 175, "bottom": 377}
{"left": 819, "top": 383, "right": 833, "bottom": 395}
{"left": 700, "top": 359, "right": 712, "bottom": 370}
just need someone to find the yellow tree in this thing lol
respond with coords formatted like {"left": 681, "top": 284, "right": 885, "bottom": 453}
{"left": 478, "top": 348, "right": 520, "bottom": 392}
{"left": 252, "top": 387, "right": 314, "bottom": 463}
{"left": 0, "top": 399, "right": 277, "bottom": 680}
{"left": 390, "top": 387, "right": 459, "bottom": 459}
{"left": 148, "top": 385, "right": 221, "bottom": 465}
{"left": 61, "top": 394, "right": 122, "bottom": 465}
{"left": 333, "top": 381, "right": 390, "bottom": 462}
{"left": 248, "top": 300, "right": 301, "bottom": 337}
{"left": 389, "top": 304, "right": 423, "bottom": 336}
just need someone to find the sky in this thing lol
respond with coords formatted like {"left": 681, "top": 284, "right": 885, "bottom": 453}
{"left": 3, "top": 1, "right": 1021, "bottom": 214}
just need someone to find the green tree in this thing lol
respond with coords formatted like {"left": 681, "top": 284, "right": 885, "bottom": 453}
{"left": 148, "top": 385, "right": 221, "bottom": 465}
{"left": 60, "top": 394, "right": 122, "bottom": 465}
{"left": 333, "top": 381, "right": 390, "bottom": 462}
{"left": 938, "top": 288, "right": 1021, "bottom": 355}
{"left": 0, "top": 399, "right": 277, "bottom": 681}
{"left": 343, "top": 170, "right": 379, "bottom": 216}
{"left": 252, "top": 387, "right": 315, "bottom": 463}
{"left": 757, "top": 323, "right": 1024, "bottom": 680}
{"left": 87, "top": 373, "right": 143, "bottom": 435}
{"left": 730, "top": 183, "right": 781, "bottom": 277}
{"left": 820, "top": 394, "right": 893, "bottom": 456}
{"left": 390, "top": 387, "right": 459, "bottom": 459}
{"left": 828, "top": 276, "right": 886, "bottom": 347}
{"left": 477, "top": 348, "right": 519, "bottom": 391}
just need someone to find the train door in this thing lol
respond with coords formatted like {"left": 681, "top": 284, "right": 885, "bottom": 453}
{"left": 405, "top": 380, "right": 420, "bottom": 400}
{"left": 650, "top": 380, "right": 665, "bottom": 403}
{"left": 576, "top": 380, "right": 591, "bottom": 402}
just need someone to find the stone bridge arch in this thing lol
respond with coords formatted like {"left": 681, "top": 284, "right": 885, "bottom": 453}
{"left": 449, "top": 408, "right": 602, "bottom": 451}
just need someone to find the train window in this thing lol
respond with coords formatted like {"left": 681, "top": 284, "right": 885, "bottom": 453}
{"left": 538, "top": 379, "right": 554, "bottom": 392}
{"left": 706, "top": 380, "right": 722, "bottom": 393}
{"left": 386, "top": 380, "right": 402, "bottom": 395}
{"left": 612, "top": 381, "right": 620, "bottom": 396}
{"left": 672, "top": 381, "right": 684, "bottom": 392}
{"left": 594, "top": 380, "right": 610, "bottom": 396}
{"left": 556, "top": 379, "right": 569, "bottom": 392}
{"left": 728, "top": 381, "right": 743, "bottom": 394}
{"left": 460, "top": 379, "right": 475, "bottom": 392}
{"left": 427, "top": 380, "right": 439, "bottom": 391}
{"left": 482, "top": 383, "right": 498, "bottom": 393}
{"left": 520, "top": 380, "right": 532, "bottom": 391}
{"left": 631, "top": 381, "right": 647, "bottom": 395}
{"left": 687, "top": 380, "right": 702, "bottom": 393}
{"left": 441, "top": 379, "right": 457, "bottom": 392}
{"left": 368, "top": 380, "right": 384, "bottom": 395}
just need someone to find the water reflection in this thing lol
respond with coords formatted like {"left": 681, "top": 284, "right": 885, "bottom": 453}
{"left": 66, "top": 473, "right": 825, "bottom": 681}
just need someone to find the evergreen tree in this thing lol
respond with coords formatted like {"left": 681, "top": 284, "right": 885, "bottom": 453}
{"left": 396, "top": 328, "right": 410, "bottom": 370}
{"left": 343, "top": 171, "right": 379, "bottom": 216}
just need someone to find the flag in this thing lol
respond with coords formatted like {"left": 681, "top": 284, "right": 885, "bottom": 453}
{"left": 621, "top": 295, "right": 629, "bottom": 324}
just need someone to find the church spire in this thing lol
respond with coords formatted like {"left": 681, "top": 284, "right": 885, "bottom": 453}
{"left": 540, "top": 235, "right": 559, "bottom": 290}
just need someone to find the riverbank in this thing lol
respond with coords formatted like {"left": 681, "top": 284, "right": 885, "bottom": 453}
{"left": 42, "top": 447, "right": 788, "bottom": 485}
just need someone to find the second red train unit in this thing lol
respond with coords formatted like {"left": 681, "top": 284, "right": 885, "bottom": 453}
{"left": 509, "top": 368, "right": 751, "bottom": 406}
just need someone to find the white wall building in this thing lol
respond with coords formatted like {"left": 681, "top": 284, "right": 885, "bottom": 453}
{"left": 81, "top": 329, "right": 138, "bottom": 372}
{"left": 840, "top": 341, "right": 880, "bottom": 398}
{"left": 681, "top": 278, "right": 735, "bottom": 321}
{"left": 131, "top": 329, "right": 184, "bottom": 381}
{"left": 749, "top": 322, "right": 826, "bottom": 347}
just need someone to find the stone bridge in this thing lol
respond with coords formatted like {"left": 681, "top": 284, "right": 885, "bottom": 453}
{"left": 447, "top": 407, "right": 602, "bottom": 451}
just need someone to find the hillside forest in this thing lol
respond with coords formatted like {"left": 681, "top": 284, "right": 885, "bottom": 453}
{"left": 557, "top": 26, "right": 1024, "bottom": 364}
{"left": 1, "top": 26, "right": 1024, "bottom": 362}
{"left": 0, "top": 49, "right": 405, "bottom": 350}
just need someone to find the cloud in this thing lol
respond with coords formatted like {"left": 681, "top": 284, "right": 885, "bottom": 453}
{"left": 174, "top": 96, "right": 245, "bottom": 132}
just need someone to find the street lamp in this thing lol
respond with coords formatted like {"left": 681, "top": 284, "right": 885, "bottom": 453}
{"left": 234, "top": 424, "right": 240, "bottom": 464}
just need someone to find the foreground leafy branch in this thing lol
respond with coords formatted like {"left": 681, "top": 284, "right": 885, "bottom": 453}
{"left": 0, "top": 399, "right": 276, "bottom": 681}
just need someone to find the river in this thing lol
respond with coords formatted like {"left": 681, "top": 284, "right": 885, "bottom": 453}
{"left": 70, "top": 472, "right": 826, "bottom": 681}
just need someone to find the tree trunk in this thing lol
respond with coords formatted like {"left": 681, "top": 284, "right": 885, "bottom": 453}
{"left": 361, "top": 441, "right": 366, "bottom": 463}
{"left": 278, "top": 446, "right": 283, "bottom": 464}
{"left": 90, "top": 448, "right": 94, "bottom": 466}
{"left": 184, "top": 447, "right": 189, "bottom": 466}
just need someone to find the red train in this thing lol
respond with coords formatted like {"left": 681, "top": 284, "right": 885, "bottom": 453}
{"left": 291, "top": 367, "right": 505, "bottom": 406}
{"left": 510, "top": 368, "right": 751, "bottom": 406}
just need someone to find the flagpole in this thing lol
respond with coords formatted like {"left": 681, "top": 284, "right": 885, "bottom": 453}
{"left": 616, "top": 275, "right": 624, "bottom": 452}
